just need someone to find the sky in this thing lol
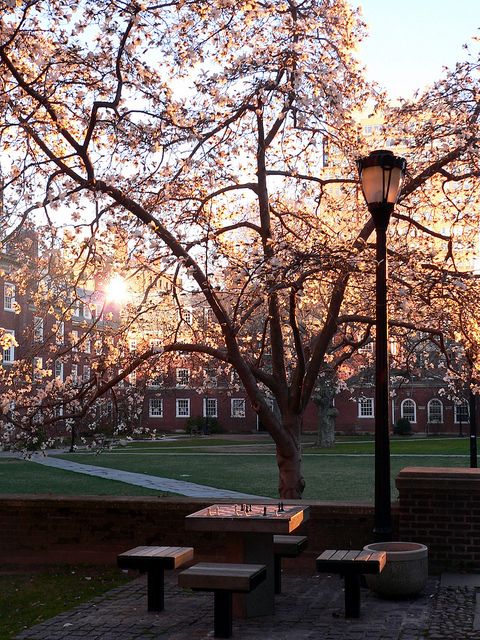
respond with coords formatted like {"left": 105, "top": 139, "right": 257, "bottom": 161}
{"left": 356, "top": 0, "right": 480, "bottom": 99}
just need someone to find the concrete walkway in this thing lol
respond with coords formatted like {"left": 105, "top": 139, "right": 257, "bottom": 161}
{"left": 14, "top": 569, "right": 480, "bottom": 640}
{"left": 24, "top": 451, "right": 265, "bottom": 499}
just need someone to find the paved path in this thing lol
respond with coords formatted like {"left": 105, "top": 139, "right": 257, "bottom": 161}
{"left": 24, "top": 452, "right": 265, "bottom": 499}
{"left": 14, "top": 570, "right": 480, "bottom": 640}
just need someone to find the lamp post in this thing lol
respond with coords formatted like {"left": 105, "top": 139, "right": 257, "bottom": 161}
{"left": 357, "top": 149, "right": 407, "bottom": 542}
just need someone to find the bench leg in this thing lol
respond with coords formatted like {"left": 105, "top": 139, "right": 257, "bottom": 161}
{"left": 213, "top": 590, "right": 233, "bottom": 638}
{"left": 274, "top": 556, "right": 282, "bottom": 594}
{"left": 344, "top": 573, "right": 361, "bottom": 618}
{"left": 147, "top": 567, "right": 165, "bottom": 612}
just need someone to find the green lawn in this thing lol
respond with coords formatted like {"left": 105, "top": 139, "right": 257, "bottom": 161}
{"left": 0, "top": 435, "right": 472, "bottom": 501}
{"left": 0, "top": 459, "right": 165, "bottom": 496}
{"left": 0, "top": 566, "right": 131, "bottom": 640}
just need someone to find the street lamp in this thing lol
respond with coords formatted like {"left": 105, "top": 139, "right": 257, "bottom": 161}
{"left": 357, "top": 149, "right": 407, "bottom": 542}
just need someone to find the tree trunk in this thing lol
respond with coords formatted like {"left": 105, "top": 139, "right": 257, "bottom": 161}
{"left": 275, "top": 415, "right": 305, "bottom": 499}
{"left": 316, "top": 404, "right": 338, "bottom": 448}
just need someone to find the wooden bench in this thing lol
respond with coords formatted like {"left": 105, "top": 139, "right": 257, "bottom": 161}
{"left": 117, "top": 545, "right": 194, "bottom": 611}
{"left": 273, "top": 534, "right": 308, "bottom": 594}
{"left": 178, "top": 562, "right": 266, "bottom": 638}
{"left": 316, "top": 549, "right": 386, "bottom": 618}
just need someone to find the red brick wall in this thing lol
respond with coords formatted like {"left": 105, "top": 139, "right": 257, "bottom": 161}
{"left": 0, "top": 495, "right": 388, "bottom": 568}
{"left": 396, "top": 467, "right": 480, "bottom": 571}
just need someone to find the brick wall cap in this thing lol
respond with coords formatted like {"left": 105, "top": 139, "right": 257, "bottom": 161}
{"left": 397, "top": 466, "right": 480, "bottom": 480}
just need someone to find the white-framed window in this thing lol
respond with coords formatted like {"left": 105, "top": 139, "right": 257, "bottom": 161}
{"left": 204, "top": 308, "right": 214, "bottom": 325}
{"left": 54, "top": 360, "right": 64, "bottom": 382}
{"left": 176, "top": 398, "right": 190, "bottom": 418}
{"left": 358, "top": 397, "right": 374, "bottom": 418}
{"left": 33, "top": 316, "right": 44, "bottom": 342}
{"left": 57, "top": 321, "right": 65, "bottom": 344}
{"left": 204, "top": 369, "right": 218, "bottom": 387}
{"left": 358, "top": 341, "right": 374, "bottom": 354}
{"left": 147, "top": 373, "right": 163, "bottom": 388}
{"left": 33, "top": 357, "right": 43, "bottom": 383}
{"left": 2, "top": 329, "right": 16, "bottom": 364}
{"left": 231, "top": 369, "right": 241, "bottom": 384}
{"left": 129, "top": 337, "right": 137, "bottom": 352}
{"left": 71, "top": 364, "right": 78, "bottom": 386}
{"left": 54, "top": 404, "right": 64, "bottom": 418}
{"left": 454, "top": 401, "right": 469, "bottom": 424}
{"left": 149, "top": 398, "right": 163, "bottom": 418}
{"left": 427, "top": 398, "right": 444, "bottom": 423}
{"left": 70, "top": 330, "right": 79, "bottom": 352}
{"left": 84, "top": 338, "right": 91, "bottom": 354}
{"left": 203, "top": 397, "right": 218, "bottom": 418}
{"left": 73, "top": 300, "right": 81, "bottom": 318}
{"left": 401, "top": 398, "right": 417, "bottom": 423}
{"left": 83, "top": 365, "right": 91, "bottom": 382}
{"left": 182, "top": 308, "right": 193, "bottom": 324}
{"left": 4, "top": 282, "right": 15, "bottom": 311}
{"left": 176, "top": 368, "right": 190, "bottom": 386}
{"left": 231, "top": 398, "right": 246, "bottom": 418}
{"left": 150, "top": 338, "right": 162, "bottom": 352}
{"left": 128, "top": 371, "right": 137, "bottom": 385}
{"left": 83, "top": 302, "right": 92, "bottom": 319}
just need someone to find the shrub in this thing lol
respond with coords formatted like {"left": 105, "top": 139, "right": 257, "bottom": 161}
{"left": 186, "top": 416, "right": 222, "bottom": 435}
{"left": 394, "top": 417, "right": 412, "bottom": 436}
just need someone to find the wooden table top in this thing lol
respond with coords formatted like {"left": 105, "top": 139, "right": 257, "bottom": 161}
{"left": 185, "top": 503, "right": 309, "bottom": 534}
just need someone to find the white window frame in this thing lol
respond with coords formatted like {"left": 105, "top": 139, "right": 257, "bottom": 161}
{"left": 33, "top": 316, "right": 44, "bottom": 342}
{"left": 149, "top": 398, "right": 163, "bottom": 418}
{"left": 176, "top": 368, "right": 190, "bottom": 387}
{"left": 2, "top": 329, "right": 15, "bottom": 364}
{"left": 33, "top": 357, "right": 43, "bottom": 383}
{"left": 454, "top": 401, "right": 469, "bottom": 424}
{"left": 358, "top": 342, "right": 374, "bottom": 354}
{"left": 176, "top": 398, "right": 190, "bottom": 418}
{"left": 70, "top": 330, "right": 79, "bottom": 352}
{"left": 129, "top": 337, "right": 137, "bottom": 352}
{"left": 231, "top": 398, "right": 246, "bottom": 418}
{"left": 71, "top": 364, "right": 78, "bottom": 386}
{"left": 57, "top": 321, "right": 65, "bottom": 344}
{"left": 427, "top": 398, "right": 444, "bottom": 423}
{"left": 4, "top": 282, "right": 15, "bottom": 311}
{"left": 84, "top": 338, "right": 91, "bottom": 354}
{"left": 358, "top": 397, "right": 374, "bottom": 418}
{"left": 83, "top": 302, "right": 92, "bottom": 320}
{"left": 182, "top": 308, "right": 193, "bottom": 324}
{"left": 54, "top": 360, "right": 64, "bottom": 382}
{"left": 400, "top": 398, "right": 417, "bottom": 423}
{"left": 83, "top": 365, "right": 91, "bottom": 383}
{"left": 203, "top": 397, "right": 218, "bottom": 418}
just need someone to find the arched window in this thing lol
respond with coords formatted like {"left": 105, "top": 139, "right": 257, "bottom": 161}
{"left": 401, "top": 399, "right": 416, "bottom": 423}
{"left": 427, "top": 399, "right": 444, "bottom": 423}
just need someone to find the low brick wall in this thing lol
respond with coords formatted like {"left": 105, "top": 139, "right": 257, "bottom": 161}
{"left": 0, "top": 495, "right": 391, "bottom": 568}
{"left": 5, "top": 467, "right": 480, "bottom": 573}
{"left": 396, "top": 467, "right": 480, "bottom": 571}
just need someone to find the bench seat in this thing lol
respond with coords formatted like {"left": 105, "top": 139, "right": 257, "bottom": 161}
{"left": 118, "top": 545, "right": 194, "bottom": 611}
{"left": 273, "top": 534, "right": 308, "bottom": 593}
{"left": 179, "top": 562, "right": 266, "bottom": 638}
{"left": 316, "top": 549, "right": 386, "bottom": 618}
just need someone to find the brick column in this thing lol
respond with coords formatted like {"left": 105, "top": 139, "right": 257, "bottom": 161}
{"left": 396, "top": 467, "right": 480, "bottom": 571}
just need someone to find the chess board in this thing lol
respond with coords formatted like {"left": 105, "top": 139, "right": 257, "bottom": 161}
{"left": 186, "top": 502, "right": 309, "bottom": 534}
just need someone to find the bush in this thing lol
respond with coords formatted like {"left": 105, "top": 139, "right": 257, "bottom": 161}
{"left": 186, "top": 416, "right": 222, "bottom": 435}
{"left": 394, "top": 417, "right": 412, "bottom": 436}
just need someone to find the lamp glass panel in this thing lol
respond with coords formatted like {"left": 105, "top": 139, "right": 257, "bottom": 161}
{"left": 361, "top": 165, "right": 404, "bottom": 205}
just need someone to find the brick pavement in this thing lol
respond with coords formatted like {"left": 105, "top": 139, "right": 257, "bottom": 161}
{"left": 15, "top": 568, "right": 479, "bottom": 640}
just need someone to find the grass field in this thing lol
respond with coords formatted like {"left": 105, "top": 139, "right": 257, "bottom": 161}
{"left": 0, "top": 435, "right": 472, "bottom": 501}
{"left": 0, "top": 566, "right": 131, "bottom": 640}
